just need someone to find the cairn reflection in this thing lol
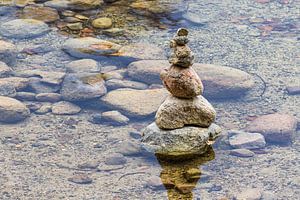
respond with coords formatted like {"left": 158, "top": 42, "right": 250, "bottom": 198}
{"left": 156, "top": 147, "right": 215, "bottom": 200}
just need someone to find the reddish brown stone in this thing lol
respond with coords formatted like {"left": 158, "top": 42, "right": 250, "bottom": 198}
{"left": 160, "top": 65, "right": 203, "bottom": 98}
{"left": 246, "top": 113, "right": 298, "bottom": 144}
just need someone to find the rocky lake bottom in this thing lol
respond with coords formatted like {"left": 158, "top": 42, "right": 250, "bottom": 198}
{"left": 0, "top": 0, "right": 299, "bottom": 199}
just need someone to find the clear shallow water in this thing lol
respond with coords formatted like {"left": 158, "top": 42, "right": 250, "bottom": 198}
{"left": 0, "top": 0, "right": 299, "bottom": 199}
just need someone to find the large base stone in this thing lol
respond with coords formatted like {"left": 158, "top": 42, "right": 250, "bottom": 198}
{"left": 141, "top": 123, "right": 221, "bottom": 160}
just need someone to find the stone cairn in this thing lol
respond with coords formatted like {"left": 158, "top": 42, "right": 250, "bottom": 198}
{"left": 142, "top": 28, "right": 221, "bottom": 160}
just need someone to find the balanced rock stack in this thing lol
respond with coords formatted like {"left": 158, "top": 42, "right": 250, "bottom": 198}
{"left": 142, "top": 28, "right": 221, "bottom": 160}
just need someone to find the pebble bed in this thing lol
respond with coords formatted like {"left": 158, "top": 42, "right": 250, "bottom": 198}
{"left": 0, "top": 0, "right": 299, "bottom": 199}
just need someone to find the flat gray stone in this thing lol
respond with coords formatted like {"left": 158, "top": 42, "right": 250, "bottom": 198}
{"left": 0, "top": 96, "right": 30, "bottom": 123}
{"left": 230, "top": 149, "right": 255, "bottom": 158}
{"left": 246, "top": 113, "right": 298, "bottom": 144}
{"left": 106, "top": 79, "right": 148, "bottom": 90}
{"left": 60, "top": 73, "right": 107, "bottom": 101}
{"left": 0, "top": 40, "right": 17, "bottom": 65}
{"left": 0, "top": 82, "right": 16, "bottom": 97}
{"left": 235, "top": 188, "right": 262, "bottom": 200}
{"left": 228, "top": 130, "right": 266, "bottom": 149}
{"left": 141, "top": 123, "right": 221, "bottom": 159}
{"left": 15, "top": 70, "right": 66, "bottom": 85}
{"left": 0, "top": 19, "right": 50, "bottom": 39}
{"left": 62, "top": 37, "right": 121, "bottom": 59}
{"left": 65, "top": 59, "right": 101, "bottom": 73}
{"left": 52, "top": 101, "right": 81, "bottom": 115}
{"left": 35, "top": 93, "right": 62, "bottom": 102}
{"left": 101, "top": 110, "right": 129, "bottom": 126}
{"left": 45, "top": 0, "right": 103, "bottom": 11}
{"left": 100, "top": 88, "right": 168, "bottom": 117}
{"left": 0, "top": 61, "right": 12, "bottom": 78}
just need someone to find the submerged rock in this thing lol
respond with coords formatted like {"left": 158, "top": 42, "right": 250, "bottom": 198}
{"left": 235, "top": 188, "right": 262, "bottom": 200}
{"left": 229, "top": 149, "right": 255, "bottom": 158}
{"left": 0, "top": 40, "right": 17, "bottom": 65}
{"left": 194, "top": 64, "right": 255, "bottom": 99}
{"left": 68, "top": 174, "right": 92, "bottom": 184}
{"left": 60, "top": 73, "right": 107, "bottom": 101}
{"left": 0, "top": 77, "right": 29, "bottom": 91}
{"left": 16, "top": 70, "right": 65, "bottom": 85}
{"left": 92, "top": 17, "right": 113, "bottom": 29}
{"left": 116, "top": 141, "right": 142, "bottom": 156}
{"left": 155, "top": 95, "right": 216, "bottom": 129}
{"left": 52, "top": 101, "right": 81, "bottom": 115}
{"left": 105, "top": 79, "right": 148, "bottom": 90}
{"left": 105, "top": 153, "right": 127, "bottom": 165}
{"left": 142, "top": 123, "right": 221, "bottom": 159}
{"left": 65, "top": 59, "right": 101, "bottom": 73}
{"left": 0, "top": 82, "right": 16, "bottom": 97}
{"left": 0, "top": 96, "right": 30, "bottom": 123}
{"left": 0, "top": 19, "right": 50, "bottom": 39}
{"left": 62, "top": 37, "right": 121, "bottom": 59}
{"left": 0, "top": 61, "right": 12, "bottom": 78}
{"left": 35, "top": 93, "right": 62, "bottom": 102}
{"left": 118, "top": 43, "right": 166, "bottom": 63}
{"left": 21, "top": 5, "right": 59, "bottom": 23}
{"left": 127, "top": 60, "right": 169, "bottom": 85}
{"left": 101, "top": 110, "right": 129, "bottom": 126}
{"left": 45, "top": 0, "right": 103, "bottom": 11}
{"left": 16, "top": 92, "right": 36, "bottom": 101}
{"left": 101, "top": 88, "right": 168, "bottom": 117}
{"left": 246, "top": 113, "right": 297, "bottom": 144}
{"left": 228, "top": 130, "right": 266, "bottom": 149}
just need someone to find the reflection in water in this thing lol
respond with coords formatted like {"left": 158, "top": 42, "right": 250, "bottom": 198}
{"left": 156, "top": 147, "right": 215, "bottom": 200}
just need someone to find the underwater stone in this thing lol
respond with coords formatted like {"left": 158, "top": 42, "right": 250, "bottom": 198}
{"left": 118, "top": 43, "right": 167, "bottom": 63}
{"left": 62, "top": 37, "right": 121, "bottom": 59}
{"left": 194, "top": 63, "right": 255, "bottom": 99}
{"left": 0, "top": 40, "right": 17, "bottom": 65}
{"left": 52, "top": 101, "right": 81, "bottom": 115}
{"left": 92, "top": 17, "right": 113, "bottom": 29}
{"left": 21, "top": 5, "right": 59, "bottom": 23}
{"left": 0, "top": 19, "right": 50, "bottom": 39}
{"left": 229, "top": 149, "right": 255, "bottom": 158}
{"left": 141, "top": 123, "right": 221, "bottom": 159}
{"left": 0, "top": 96, "right": 30, "bottom": 123}
{"left": 245, "top": 113, "right": 297, "bottom": 144}
{"left": 60, "top": 73, "right": 107, "bottom": 101}
{"left": 65, "top": 59, "right": 101, "bottom": 73}
{"left": 228, "top": 130, "right": 266, "bottom": 150}
{"left": 101, "top": 88, "right": 168, "bottom": 117}
{"left": 0, "top": 61, "right": 12, "bottom": 78}
{"left": 101, "top": 110, "right": 129, "bottom": 126}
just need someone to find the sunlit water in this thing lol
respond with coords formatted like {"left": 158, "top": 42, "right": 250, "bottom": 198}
{"left": 0, "top": 0, "right": 299, "bottom": 199}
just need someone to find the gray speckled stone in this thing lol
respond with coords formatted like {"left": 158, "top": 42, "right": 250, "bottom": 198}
{"left": 0, "top": 96, "right": 30, "bottom": 123}
{"left": 61, "top": 73, "right": 107, "bottom": 101}
{"left": 0, "top": 61, "right": 12, "bottom": 78}
{"left": 228, "top": 130, "right": 266, "bottom": 149}
{"left": 0, "top": 19, "right": 50, "bottom": 39}
{"left": 141, "top": 122, "right": 221, "bottom": 158}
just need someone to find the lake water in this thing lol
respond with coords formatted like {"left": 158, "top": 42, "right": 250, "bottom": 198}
{"left": 0, "top": 0, "right": 299, "bottom": 199}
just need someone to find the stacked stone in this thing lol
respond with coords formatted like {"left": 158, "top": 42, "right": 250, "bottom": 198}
{"left": 142, "top": 28, "right": 221, "bottom": 160}
{"left": 156, "top": 28, "right": 216, "bottom": 130}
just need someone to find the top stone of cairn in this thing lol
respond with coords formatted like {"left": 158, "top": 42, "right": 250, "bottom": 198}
{"left": 169, "top": 28, "right": 194, "bottom": 67}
